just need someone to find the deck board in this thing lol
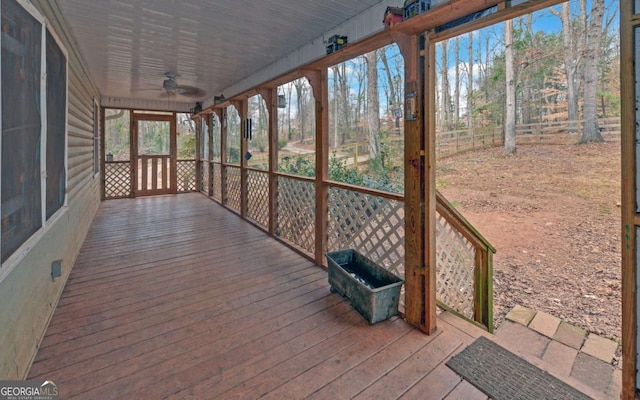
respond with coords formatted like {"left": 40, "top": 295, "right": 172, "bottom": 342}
{"left": 28, "top": 194, "right": 490, "bottom": 399}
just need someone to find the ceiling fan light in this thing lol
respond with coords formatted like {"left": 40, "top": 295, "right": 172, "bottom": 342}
{"left": 163, "top": 78, "right": 178, "bottom": 91}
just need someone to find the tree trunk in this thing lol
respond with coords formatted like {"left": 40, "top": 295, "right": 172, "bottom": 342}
{"left": 580, "top": 0, "right": 605, "bottom": 143}
{"left": 332, "top": 66, "right": 339, "bottom": 147}
{"left": 554, "top": 3, "right": 579, "bottom": 129}
{"left": 337, "top": 63, "right": 350, "bottom": 144}
{"left": 521, "top": 14, "right": 533, "bottom": 125}
{"left": 467, "top": 32, "right": 473, "bottom": 133}
{"left": 293, "top": 79, "right": 305, "bottom": 143}
{"left": 442, "top": 39, "right": 450, "bottom": 130}
{"left": 287, "top": 84, "right": 292, "bottom": 140}
{"left": 380, "top": 49, "right": 397, "bottom": 107}
{"left": 365, "top": 50, "right": 380, "bottom": 160}
{"left": 454, "top": 36, "right": 460, "bottom": 130}
{"left": 504, "top": 19, "right": 517, "bottom": 156}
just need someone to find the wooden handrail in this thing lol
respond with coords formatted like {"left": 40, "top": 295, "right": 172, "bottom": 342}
{"left": 274, "top": 172, "right": 315, "bottom": 183}
{"left": 104, "top": 160, "right": 130, "bottom": 164}
{"left": 326, "top": 181, "right": 405, "bottom": 202}
{"left": 435, "top": 190, "right": 496, "bottom": 253}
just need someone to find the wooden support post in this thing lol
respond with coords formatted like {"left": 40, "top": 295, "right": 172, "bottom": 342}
{"left": 207, "top": 113, "right": 214, "bottom": 196}
{"left": 424, "top": 34, "right": 437, "bottom": 334}
{"left": 170, "top": 112, "right": 178, "bottom": 194}
{"left": 195, "top": 115, "right": 202, "bottom": 192}
{"left": 100, "top": 106, "right": 106, "bottom": 200}
{"left": 620, "top": 1, "right": 636, "bottom": 398}
{"left": 306, "top": 69, "right": 329, "bottom": 266}
{"left": 259, "top": 88, "right": 279, "bottom": 235}
{"left": 129, "top": 110, "right": 136, "bottom": 198}
{"left": 394, "top": 31, "right": 436, "bottom": 334}
{"left": 234, "top": 99, "right": 248, "bottom": 218}
{"left": 220, "top": 108, "right": 228, "bottom": 206}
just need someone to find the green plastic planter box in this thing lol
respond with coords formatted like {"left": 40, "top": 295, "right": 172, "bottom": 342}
{"left": 326, "top": 249, "right": 404, "bottom": 324}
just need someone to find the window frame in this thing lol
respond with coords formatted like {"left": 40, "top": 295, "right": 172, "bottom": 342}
{"left": 0, "top": 0, "right": 70, "bottom": 271}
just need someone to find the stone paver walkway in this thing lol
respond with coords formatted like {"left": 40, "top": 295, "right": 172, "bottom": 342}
{"left": 498, "top": 305, "right": 621, "bottom": 399}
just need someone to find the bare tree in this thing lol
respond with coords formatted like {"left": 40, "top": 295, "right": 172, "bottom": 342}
{"left": 441, "top": 39, "right": 450, "bottom": 130}
{"left": 365, "top": 50, "right": 380, "bottom": 160}
{"left": 293, "top": 79, "right": 306, "bottom": 143}
{"left": 287, "top": 83, "right": 293, "bottom": 140}
{"left": 520, "top": 14, "right": 533, "bottom": 125}
{"left": 504, "top": 19, "right": 517, "bottom": 155}
{"left": 580, "top": 0, "right": 605, "bottom": 143}
{"left": 380, "top": 49, "right": 398, "bottom": 107}
{"left": 467, "top": 32, "right": 473, "bottom": 132}
{"left": 454, "top": 36, "right": 460, "bottom": 129}
{"left": 353, "top": 58, "right": 367, "bottom": 132}
{"left": 551, "top": 3, "right": 579, "bottom": 128}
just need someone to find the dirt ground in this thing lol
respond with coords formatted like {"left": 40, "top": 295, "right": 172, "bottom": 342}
{"left": 436, "top": 141, "right": 621, "bottom": 343}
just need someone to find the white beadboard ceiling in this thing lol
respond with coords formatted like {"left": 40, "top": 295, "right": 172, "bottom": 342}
{"left": 58, "top": 0, "right": 385, "bottom": 109}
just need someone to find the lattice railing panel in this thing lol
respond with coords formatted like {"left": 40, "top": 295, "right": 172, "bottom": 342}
{"left": 177, "top": 160, "right": 196, "bottom": 192}
{"left": 276, "top": 176, "right": 315, "bottom": 254}
{"left": 104, "top": 161, "right": 131, "bottom": 199}
{"left": 247, "top": 170, "right": 269, "bottom": 229}
{"left": 435, "top": 211, "right": 476, "bottom": 319}
{"left": 200, "top": 161, "right": 210, "bottom": 194}
{"left": 212, "top": 163, "right": 222, "bottom": 202}
{"left": 328, "top": 186, "right": 405, "bottom": 279}
{"left": 225, "top": 166, "right": 241, "bottom": 212}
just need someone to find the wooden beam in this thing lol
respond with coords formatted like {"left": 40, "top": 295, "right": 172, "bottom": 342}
{"left": 100, "top": 106, "right": 106, "bottom": 200}
{"left": 129, "top": 110, "right": 136, "bottom": 198}
{"left": 211, "top": 110, "right": 221, "bottom": 198}
{"left": 195, "top": 115, "right": 202, "bottom": 192}
{"left": 620, "top": 0, "right": 636, "bottom": 398}
{"left": 395, "top": 0, "right": 502, "bottom": 35}
{"left": 169, "top": 113, "right": 178, "bottom": 193}
{"left": 424, "top": 34, "right": 438, "bottom": 334}
{"left": 306, "top": 69, "right": 329, "bottom": 266}
{"left": 220, "top": 108, "right": 228, "bottom": 206}
{"left": 259, "top": 88, "right": 279, "bottom": 236}
{"left": 207, "top": 114, "right": 214, "bottom": 196}
{"left": 400, "top": 32, "right": 435, "bottom": 334}
{"left": 236, "top": 99, "right": 248, "bottom": 218}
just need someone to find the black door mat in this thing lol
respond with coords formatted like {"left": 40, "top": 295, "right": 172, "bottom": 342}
{"left": 446, "top": 336, "right": 592, "bottom": 400}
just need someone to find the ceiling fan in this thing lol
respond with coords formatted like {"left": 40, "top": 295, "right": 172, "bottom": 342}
{"left": 147, "top": 71, "right": 206, "bottom": 99}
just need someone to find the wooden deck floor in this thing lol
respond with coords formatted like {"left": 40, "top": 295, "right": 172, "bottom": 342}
{"left": 28, "top": 193, "right": 488, "bottom": 399}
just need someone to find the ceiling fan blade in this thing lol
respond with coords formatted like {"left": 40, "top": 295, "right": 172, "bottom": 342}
{"left": 176, "top": 85, "right": 205, "bottom": 98}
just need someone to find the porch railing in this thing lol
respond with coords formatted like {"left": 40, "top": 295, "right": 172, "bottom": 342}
{"left": 247, "top": 169, "right": 269, "bottom": 229}
{"left": 104, "top": 161, "right": 131, "bottom": 199}
{"left": 323, "top": 182, "right": 495, "bottom": 331}
{"left": 435, "top": 190, "right": 495, "bottom": 331}
{"left": 276, "top": 174, "right": 316, "bottom": 255}
{"left": 197, "top": 164, "right": 495, "bottom": 331}
{"left": 177, "top": 159, "right": 197, "bottom": 193}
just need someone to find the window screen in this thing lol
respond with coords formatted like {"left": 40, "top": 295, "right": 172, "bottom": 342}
{"left": 45, "top": 30, "right": 67, "bottom": 220}
{"left": 1, "top": 0, "right": 43, "bottom": 262}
